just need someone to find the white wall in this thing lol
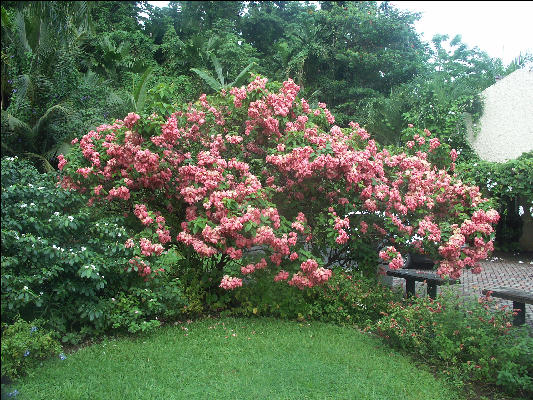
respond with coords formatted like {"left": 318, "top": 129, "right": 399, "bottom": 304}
{"left": 466, "top": 68, "right": 533, "bottom": 162}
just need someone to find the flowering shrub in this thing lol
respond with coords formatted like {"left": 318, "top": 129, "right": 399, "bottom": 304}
{"left": 59, "top": 75, "right": 500, "bottom": 290}
{"left": 374, "top": 290, "right": 533, "bottom": 396}
{"left": 1, "top": 157, "right": 185, "bottom": 339}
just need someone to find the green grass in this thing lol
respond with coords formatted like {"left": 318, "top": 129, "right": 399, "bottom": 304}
{"left": 8, "top": 317, "right": 465, "bottom": 400}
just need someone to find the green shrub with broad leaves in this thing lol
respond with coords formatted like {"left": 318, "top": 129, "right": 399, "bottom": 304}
{"left": 1, "top": 157, "right": 186, "bottom": 341}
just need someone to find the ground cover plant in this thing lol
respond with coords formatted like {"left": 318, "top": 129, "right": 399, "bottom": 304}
{"left": 4, "top": 317, "right": 466, "bottom": 400}
{"left": 375, "top": 289, "right": 533, "bottom": 398}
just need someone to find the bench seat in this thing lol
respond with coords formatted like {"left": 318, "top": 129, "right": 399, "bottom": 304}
{"left": 482, "top": 287, "right": 533, "bottom": 326}
{"left": 386, "top": 268, "right": 460, "bottom": 299}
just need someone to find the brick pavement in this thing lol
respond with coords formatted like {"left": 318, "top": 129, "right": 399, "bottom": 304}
{"left": 387, "top": 252, "right": 533, "bottom": 329}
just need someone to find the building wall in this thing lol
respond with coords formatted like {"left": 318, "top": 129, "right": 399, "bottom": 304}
{"left": 466, "top": 68, "right": 533, "bottom": 162}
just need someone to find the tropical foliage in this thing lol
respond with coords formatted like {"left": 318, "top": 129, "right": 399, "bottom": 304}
{"left": 1, "top": 2, "right": 532, "bottom": 397}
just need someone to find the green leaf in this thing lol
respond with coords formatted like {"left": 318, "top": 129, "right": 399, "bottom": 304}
{"left": 191, "top": 68, "right": 222, "bottom": 92}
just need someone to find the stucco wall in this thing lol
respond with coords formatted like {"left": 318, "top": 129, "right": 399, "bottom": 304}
{"left": 466, "top": 68, "right": 533, "bottom": 162}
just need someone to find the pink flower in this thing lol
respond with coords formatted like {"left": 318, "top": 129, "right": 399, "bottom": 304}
{"left": 124, "top": 112, "right": 140, "bottom": 128}
{"left": 57, "top": 154, "right": 68, "bottom": 170}
{"left": 220, "top": 275, "right": 243, "bottom": 290}
{"left": 274, "top": 270, "right": 289, "bottom": 281}
{"left": 450, "top": 149, "right": 458, "bottom": 161}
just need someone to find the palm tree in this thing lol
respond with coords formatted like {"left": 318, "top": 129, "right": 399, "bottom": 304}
{"left": 1, "top": 105, "right": 71, "bottom": 172}
{"left": 1, "top": 2, "right": 92, "bottom": 170}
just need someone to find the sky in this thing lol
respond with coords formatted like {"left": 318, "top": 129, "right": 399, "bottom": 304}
{"left": 147, "top": 1, "right": 533, "bottom": 66}
{"left": 390, "top": 1, "right": 533, "bottom": 66}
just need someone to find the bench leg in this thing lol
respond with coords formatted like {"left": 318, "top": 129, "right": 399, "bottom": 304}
{"left": 513, "top": 301, "right": 525, "bottom": 326}
{"left": 405, "top": 279, "right": 415, "bottom": 298}
{"left": 427, "top": 284, "right": 437, "bottom": 299}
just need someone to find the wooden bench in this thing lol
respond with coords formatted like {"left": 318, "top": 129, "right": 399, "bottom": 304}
{"left": 482, "top": 287, "right": 533, "bottom": 326}
{"left": 386, "top": 269, "right": 460, "bottom": 299}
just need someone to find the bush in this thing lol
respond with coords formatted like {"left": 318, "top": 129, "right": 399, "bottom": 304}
{"left": 374, "top": 289, "right": 533, "bottom": 396}
{"left": 1, "top": 157, "right": 186, "bottom": 340}
{"left": 59, "top": 75, "right": 500, "bottom": 296}
{"left": 305, "top": 272, "right": 402, "bottom": 326}
{"left": 232, "top": 271, "right": 402, "bottom": 327}
{"left": 456, "top": 151, "right": 533, "bottom": 251}
{"left": 1, "top": 318, "right": 62, "bottom": 381}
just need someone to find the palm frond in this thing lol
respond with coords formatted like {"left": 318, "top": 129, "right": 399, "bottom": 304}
{"left": 1, "top": 6, "right": 13, "bottom": 40}
{"left": 24, "top": 151, "right": 54, "bottom": 173}
{"left": 42, "top": 140, "right": 72, "bottom": 163}
{"left": 1, "top": 110, "right": 31, "bottom": 137}
{"left": 13, "top": 10, "right": 30, "bottom": 52}
{"left": 30, "top": 104, "right": 70, "bottom": 148}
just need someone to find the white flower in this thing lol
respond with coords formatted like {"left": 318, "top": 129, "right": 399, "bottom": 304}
{"left": 20, "top": 203, "right": 27, "bottom": 208}
{"left": 518, "top": 206, "right": 524, "bottom": 216}
{"left": 23, "top": 286, "right": 28, "bottom": 291}
{"left": 91, "top": 265, "right": 96, "bottom": 270}
{"left": 30, "top": 203, "right": 35, "bottom": 206}
{"left": 38, "top": 186, "right": 45, "bottom": 190}
{"left": 54, "top": 212, "right": 60, "bottom": 216}
{"left": 28, "top": 184, "right": 34, "bottom": 188}
{"left": 81, "top": 246, "right": 87, "bottom": 251}
{"left": 68, "top": 216, "right": 74, "bottom": 221}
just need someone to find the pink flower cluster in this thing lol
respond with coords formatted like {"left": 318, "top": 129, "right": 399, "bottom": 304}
{"left": 219, "top": 275, "right": 243, "bottom": 290}
{"left": 379, "top": 246, "right": 404, "bottom": 270}
{"left": 287, "top": 259, "right": 333, "bottom": 289}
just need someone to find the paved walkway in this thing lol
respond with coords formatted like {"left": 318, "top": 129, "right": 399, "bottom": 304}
{"left": 387, "top": 252, "right": 533, "bottom": 329}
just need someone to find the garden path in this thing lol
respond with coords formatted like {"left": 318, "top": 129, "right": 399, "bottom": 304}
{"left": 389, "top": 252, "right": 533, "bottom": 329}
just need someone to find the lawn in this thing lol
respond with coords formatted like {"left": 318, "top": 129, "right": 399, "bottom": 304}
{"left": 6, "top": 317, "right": 465, "bottom": 400}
